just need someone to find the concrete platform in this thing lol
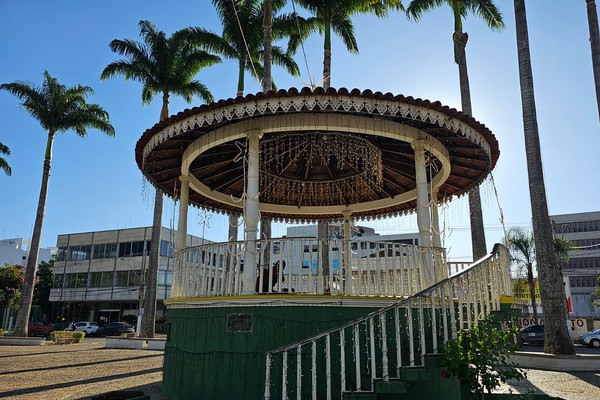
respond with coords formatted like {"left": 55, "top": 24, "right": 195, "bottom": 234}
{"left": 512, "top": 351, "right": 600, "bottom": 371}
{"left": 0, "top": 336, "right": 45, "bottom": 346}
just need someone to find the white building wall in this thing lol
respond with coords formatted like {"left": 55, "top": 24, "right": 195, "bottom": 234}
{"left": 551, "top": 211, "right": 600, "bottom": 318}
{"left": 0, "top": 238, "right": 53, "bottom": 266}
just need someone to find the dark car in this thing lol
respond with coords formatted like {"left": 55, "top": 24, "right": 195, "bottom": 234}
{"left": 28, "top": 321, "right": 54, "bottom": 337}
{"left": 96, "top": 322, "right": 135, "bottom": 337}
{"left": 520, "top": 325, "right": 544, "bottom": 345}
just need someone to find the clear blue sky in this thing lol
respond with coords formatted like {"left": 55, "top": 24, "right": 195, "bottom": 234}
{"left": 0, "top": 1, "right": 598, "bottom": 261}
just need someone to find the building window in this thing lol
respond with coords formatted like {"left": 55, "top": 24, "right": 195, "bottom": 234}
{"left": 118, "top": 241, "right": 150, "bottom": 258}
{"left": 68, "top": 245, "right": 92, "bottom": 261}
{"left": 160, "top": 240, "right": 174, "bottom": 257}
{"left": 93, "top": 243, "right": 118, "bottom": 259}
{"left": 90, "top": 271, "right": 114, "bottom": 287}
{"left": 53, "top": 274, "right": 64, "bottom": 288}
{"left": 56, "top": 247, "right": 67, "bottom": 261}
{"left": 65, "top": 273, "right": 88, "bottom": 288}
{"left": 115, "top": 270, "right": 141, "bottom": 287}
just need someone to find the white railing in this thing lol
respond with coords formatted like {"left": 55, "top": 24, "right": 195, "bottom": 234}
{"left": 171, "top": 238, "right": 447, "bottom": 298}
{"left": 263, "top": 244, "right": 512, "bottom": 400}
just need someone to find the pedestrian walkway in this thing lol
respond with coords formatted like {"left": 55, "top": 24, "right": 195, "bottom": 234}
{"left": 0, "top": 339, "right": 167, "bottom": 400}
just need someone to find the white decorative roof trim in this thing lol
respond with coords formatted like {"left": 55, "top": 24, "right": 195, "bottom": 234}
{"left": 142, "top": 95, "right": 492, "bottom": 163}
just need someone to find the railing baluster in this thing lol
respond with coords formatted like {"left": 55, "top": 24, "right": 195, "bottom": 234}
{"left": 354, "top": 324, "right": 361, "bottom": 390}
{"left": 340, "top": 328, "right": 346, "bottom": 396}
{"left": 381, "top": 313, "right": 389, "bottom": 382}
{"left": 418, "top": 296, "right": 426, "bottom": 364}
{"left": 407, "top": 303, "right": 415, "bottom": 367}
{"left": 296, "top": 346, "right": 302, "bottom": 400}
{"left": 431, "top": 288, "right": 438, "bottom": 354}
{"left": 282, "top": 351, "right": 287, "bottom": 400}
{"left": 440, "top": 284, "right": 449, "bottom": 344}
{"left": 265, "top": 353, "right": 272, "bottom": 400}
{"left": 312, "top": 341, "right": 317, "bottom": 400}
{"left": 394, "top": 307, "right": 402, "bottom": 374}
{"left": 326, "top": 334, "right": 332, "bottom": 400}
{"left": 369, "top": 317, "right": 376, "bottom": 385}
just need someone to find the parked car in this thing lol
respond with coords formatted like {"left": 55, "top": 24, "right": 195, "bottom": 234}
{"left": 28, "top": 322, "right": 54, "bottom": 337}
{"left": 74, "top": 321, "right": 99, "bottom": 335}
{"left": 520, "top": 325, "right": 545, "bottom": 345}
{"left": 96, "top": 322, "right": 135, "bottom": 337}
{"left": 578, "top": 328, "right": 600, "bottom": 348}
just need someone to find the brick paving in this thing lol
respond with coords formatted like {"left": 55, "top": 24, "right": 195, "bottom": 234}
{"left": 0, "top": 339, "right": 168, "bottom": 400}
{"left": 1, "top": 339, "right": 599, "bottom": 400}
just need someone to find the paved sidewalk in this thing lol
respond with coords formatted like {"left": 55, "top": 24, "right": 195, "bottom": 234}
{"left": 0, "top": 339, "right": 168, "bottom": 400}
{"left": 1, "top": 339, "right": 599, "bottom": 400}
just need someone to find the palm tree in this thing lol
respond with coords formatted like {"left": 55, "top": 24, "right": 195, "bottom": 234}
{"left": 190, "top": 0, "right": 301, "bottom": 96}
{"left": 0, "top": 71, "right": 115, "bottom": 336}
{"left": 587, "top": 0, "right": 600, "bottom": 123}
{"left": 506, "top": 227, "right": 539, "bottom": 322}
{"left": 406, "top": 0, "right": 504, "bottom": 261}
{"left": 0, "top": 142, "right": 11, "bottom": 176}
{"left": 101, "top": 20, "right": 220, "bottom": 338}
{"left": 513, "top": 0, "right": 575, "bottom": 355}
{"left": 296, "top": 0, "right": 403, "bottom": 89}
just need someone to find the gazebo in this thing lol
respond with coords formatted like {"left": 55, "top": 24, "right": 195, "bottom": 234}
{"left": 135, "top": 87, "right": 511, "bottom": 400}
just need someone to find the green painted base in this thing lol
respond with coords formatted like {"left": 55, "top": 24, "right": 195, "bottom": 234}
{"left": 163, "top": 300, "right": 379, "bottom": 400}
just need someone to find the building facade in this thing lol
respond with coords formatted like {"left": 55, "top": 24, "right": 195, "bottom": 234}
{"left": 49, "top": 227, "right": 205, "bottom": 323}
{"left": 0, "top": 237, "right": 53, "bottom": 267}
{"left": 551, "top": 211, "right": 600, "bottom": 318}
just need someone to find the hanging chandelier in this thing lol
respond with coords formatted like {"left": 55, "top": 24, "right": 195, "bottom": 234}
{"left": 259, "top": 132, "right": 383, "bottom": 207}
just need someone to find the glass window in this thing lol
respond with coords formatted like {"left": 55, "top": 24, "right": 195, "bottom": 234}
{"left": 115, "top": 270, "right": 141, "bottom": 286}
{"left": 56, "top": 247, "right": 67, "bottom": 261}
{"left": 65, "top": 273, "right": 87, "bottom": 288}
{"left": 53, "top": 274, "right": 64, "bottom": 288}
{"left": 118, "top": 241, "right": 149, "bottom": 258}
{"left": 160, "top": 240, "right": 174, "bottom": 257}
{"left": 90, "top": 271, "right": 114, "bottom": 287}
{"left": 93, "top": 243, "right": 118, "bottom": 259}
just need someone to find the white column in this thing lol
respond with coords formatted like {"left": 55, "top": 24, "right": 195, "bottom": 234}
{"left": 176, "top": 175, "right": 190, "bottom": 252}
{"left": 412, "top": 140, "right": 432, "bottom": 248}
{"left": 242, "top": 130, "right": 262, "bottom": 294}
{"left": 342, "top": 210, "right": 352, "bottom": 295}
{"left": 430, "top": 187, "right": 441, "bottom": 248}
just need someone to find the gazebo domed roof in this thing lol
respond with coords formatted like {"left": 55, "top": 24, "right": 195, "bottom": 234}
{"left": 136, "top": 87, "right": 499, "bottom": 222}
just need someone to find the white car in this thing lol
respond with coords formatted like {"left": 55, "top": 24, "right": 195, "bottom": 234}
{"left": 74, "top": 321, "right": 99, "bottom": 335}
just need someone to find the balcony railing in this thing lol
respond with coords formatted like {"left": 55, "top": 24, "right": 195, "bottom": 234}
{"left": 171, "top": 238, "right": 448, "bottom": 298}
{"left": 263, "top": 243, "right": 512, "bottom": 399}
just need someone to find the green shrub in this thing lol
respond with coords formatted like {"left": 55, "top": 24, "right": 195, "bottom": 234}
{"left": 442, "top": 318, "right": 525, "bottom": 399}
{"left": 50, "top": 330, "right": 85, "bottom": 344}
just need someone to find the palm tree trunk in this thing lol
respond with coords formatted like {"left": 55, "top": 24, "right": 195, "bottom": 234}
{"left": 13, "top": 134, "right": 54, "bottom": 336}
{"left": 140, "top": 190, "right": 162, "bottom": 338}
{"left": 527, "top": 264, "right": 538, "bottom": 322}
{"left": 514, "top": 0, "right": 574, "bottom": 355}
{"left": 454, "top": 31, "right": 487, "bottom": 260}
{"left": 263, "top": 0, "right": 273, "bottom": 92}
{"left": 323, "top": 19, "right": 332, "bottom": 90}
{"left": 587, "top": 0, "right": 600, "bottom": 123}
{"left": 237, "top": 59, "right": 245, "bottom": 97}
{"left": 140, "top": 93, "right": 170, "bottom": 338}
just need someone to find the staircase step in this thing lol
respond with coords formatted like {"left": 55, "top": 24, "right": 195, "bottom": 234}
{"left": 374, "top": 380, "right": 407, "bottom": 394}
{"left": 343, "top": 392, "right": 377, "bottom": 400}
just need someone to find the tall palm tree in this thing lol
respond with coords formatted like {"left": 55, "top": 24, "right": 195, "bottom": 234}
{"left": 296, "top": 0, "right": 403, "bottom": 89}
{"left": 190, "top": 0, "right": 301, "bottom": 96}
{"left": 101, "top": 20, "right": 220, "bottom": 338}
{"left": 587, "top": 0, "right": 600, "bottom": 123}
{"left": 0, "top": 71, "right": 115, "bottom": 336}
{"left": 514, "top": 0, "right": 574, "bottom": 355}
{"left": 406, "top": 0, "right": 504, "bottom": 261}
{"left": 506, "top": 227, "right": 539, "bottom": 322}
{"left": 0, "top": 142, "right": 11, "bottom": 176}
